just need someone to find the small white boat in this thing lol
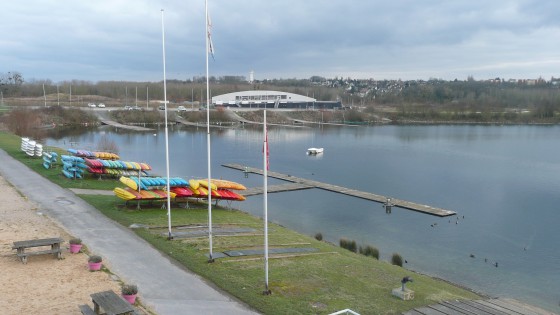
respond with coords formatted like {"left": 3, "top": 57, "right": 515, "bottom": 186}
{"left": 307, "top": 147, "right": 324, "bottom": 155}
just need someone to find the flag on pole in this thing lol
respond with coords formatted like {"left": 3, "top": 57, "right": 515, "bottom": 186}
{"left": 207, "top": 11, "right": 215, "bottom": 60}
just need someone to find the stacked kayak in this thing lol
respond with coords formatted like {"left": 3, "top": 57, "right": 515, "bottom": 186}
{"left": 189, "top": 179, "right": 246, "bottom": 191}
{"left": 114, "top": 176, "right": 246, "bottom": 202}
{"left": 21, "top": 138, "right": 43, "bottom": 157}
{"left": 208, "top": 179, "right": 247, "bottom": 191}
{"left": 67, "top": 149, "right": 120, "bottom": 160}
{"left": 215, "top": 189, "right": 246, "bottom": 201}
{"left": 84, "top": 158, "right": 151, "bottom": 177}
{"left": 114, "top": 176, "right": 184, "bottom": 201}
{"left": 114, "top": 187, "right": 176, "bottom": 201}
{"left": 173, "top": 179, "right": 246, "bottom": 201}
{"left": 61, "top": 155, "right": 86, "bottom": 179}
{"left": 42, "top": 151, "right": 59, "bottom": 169}
{"left": 120, "top": 176, "right": 188, "bottom": 190}
{"left": 34, "top": 143, "right": 43, "bottom": 157}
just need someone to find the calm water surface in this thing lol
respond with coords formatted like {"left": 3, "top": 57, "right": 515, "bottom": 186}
{"left": 46, "top": 124, "right": 560, "bottom": 311}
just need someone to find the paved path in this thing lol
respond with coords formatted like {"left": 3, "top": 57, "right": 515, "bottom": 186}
{"left": 0, "top": 149, "right": 258, "bottom": 315}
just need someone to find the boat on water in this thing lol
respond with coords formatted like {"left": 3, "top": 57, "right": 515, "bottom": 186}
{"left": 307, "top": 147, "right": 324, "bottom": 155}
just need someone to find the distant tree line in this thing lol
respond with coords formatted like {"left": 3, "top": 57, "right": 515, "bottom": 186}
{"left": 376, "top": 79, "right": 560, "bottom": 109}
{"left": 4, "top": 72, "right": 559, "bottom": 121}
{"left": 367, "top": 79, "right": 560, "bottom": 122}
{"left": 8, "top": 75, "right": 344, "bottom": 103}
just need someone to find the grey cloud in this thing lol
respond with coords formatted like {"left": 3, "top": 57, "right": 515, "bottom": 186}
{"left": 3, "top": 0, "right": 558, "bottom": 82}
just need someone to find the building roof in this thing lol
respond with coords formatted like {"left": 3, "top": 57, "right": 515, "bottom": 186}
{"left": 212, "top": 90, "right": 316, "bottom": 105}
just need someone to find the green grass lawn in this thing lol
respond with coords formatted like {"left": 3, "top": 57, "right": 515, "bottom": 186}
{"left": 0, "top": 131, "right": 481, "bottom": 314}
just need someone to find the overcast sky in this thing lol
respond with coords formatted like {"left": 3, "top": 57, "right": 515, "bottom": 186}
{"left": 3, "top": 0, "right": 559, "bottom": 83}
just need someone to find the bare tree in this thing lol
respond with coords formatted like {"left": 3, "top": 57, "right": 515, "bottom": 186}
{"left": 0, "top": 71, "right": 24, "bottom": 94}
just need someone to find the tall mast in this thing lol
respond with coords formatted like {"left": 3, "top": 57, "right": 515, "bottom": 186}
{"left": 205, "top": 0, "right": 214, "bottom": 262}
{"left": 263, "top": 110, "right": 270, "bottom": 294}
{"left": 161, "top": 9, "right": 173, "bottom": 240}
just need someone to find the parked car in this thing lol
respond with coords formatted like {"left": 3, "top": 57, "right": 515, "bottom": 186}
{"left": 158, "top": 105, "right": 166, "bottom": 110}
{"left": 132, "top": 106, "right": 142, "bottom": 111}
{"left": 87, "top": 103, "right": 96, "bottom": 108}
{"left": 124, "top": 105, "right": 132, "bottom": 110}
{"left": 97, "top": 103, "right": 106, "bottom": 108}
{"left": 177, "top": 106, "right": 187, "bottom": 112}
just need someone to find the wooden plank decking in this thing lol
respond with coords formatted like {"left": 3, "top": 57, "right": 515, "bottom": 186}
{"left": 223, "top": 163, "right": 456, "bottom": 217}
{"left": 402, "top": 298, "right": 557, "bottom": 315}
{"left": 241, "top": 183, "right": 313, "bottom": 196}
{"left": 100, "top": 120, "right": 154, "bottom": 131}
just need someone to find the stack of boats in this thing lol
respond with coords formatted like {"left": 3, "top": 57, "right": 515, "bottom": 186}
{"left": 25, "top": 140, "right": 247, "bottom": 203}
{"left": 114, "top": 176, "right": 181, "bottom": 201}
{"left": 42, "top": 151, "right": 58, "bottom": 169}
{"left": 114, "top": 176, "right": 246, "bottom": 202}
{"left": 21, "top": 137, "right": 43, "bottom": 157}
{"left": 68, "top": 149, "right": 120, "bottom": 160}
{"left": 61, "top": 155, "right": 86, "bottom": 179}
{"left": 83, "top": 158, "right": 151, "bottom": 177}
{"left": 66, "top": 148, "right": 151, "bottom": 177}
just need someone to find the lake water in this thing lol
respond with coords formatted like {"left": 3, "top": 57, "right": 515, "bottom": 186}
{"left": 46, "top": 124, "right": 560, "bottom": 312}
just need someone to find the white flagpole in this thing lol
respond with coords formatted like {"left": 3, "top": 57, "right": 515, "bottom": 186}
{"left": 161, "top": 9, "right": 173, "bottom": 240}
{"left": 205, "top": 0, "right": 214, "bottom": 262}
{"left": 43, "top": 84, "right": 46, "bottom": 107}
{"left": 263, "top": 110, "right": 270, "bottom": 294}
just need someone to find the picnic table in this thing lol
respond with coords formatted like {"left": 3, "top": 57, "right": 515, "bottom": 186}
{"left": 11, "top": 237, "right": 63, "bottom": 264}
{"left": 90, "top": 290, "right": 135, "bottom": 315}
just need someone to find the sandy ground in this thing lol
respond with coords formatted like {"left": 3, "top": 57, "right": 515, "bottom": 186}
{"left": 0, "top": 175, "right": 121, "bottom": 314}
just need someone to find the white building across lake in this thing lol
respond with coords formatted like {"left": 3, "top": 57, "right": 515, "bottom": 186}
{"left": 212, "top": 90, "right": 342, "bottom": 109}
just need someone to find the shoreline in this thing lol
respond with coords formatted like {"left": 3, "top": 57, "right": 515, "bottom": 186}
{"left": 1, "top": 128, "right": 557, "bottom": 314}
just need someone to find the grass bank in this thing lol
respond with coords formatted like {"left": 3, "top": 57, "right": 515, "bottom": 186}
{"left": 0, "top": 131, "right": 481, "bottom": 314}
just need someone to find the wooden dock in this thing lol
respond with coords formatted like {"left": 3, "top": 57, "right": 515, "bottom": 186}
{"left": 223, "top": 163, "right": 456, "bottom": 217}
{"left": 100, "top": 120, "right": 154, "bottom": 131}
{"left": 174, "top": 117, "right": 236, "bottom": 129}
{"left": 403, "top": 298, "right": 557, "bottom": 315}
{"left": 242, "top": 183, "right": 313, "bottom": 196}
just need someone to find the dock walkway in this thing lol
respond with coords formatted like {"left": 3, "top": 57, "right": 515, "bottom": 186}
{"left": 241, "top": 183, "right": 313, "bottom": 196}
{"left": 100, "top": 120, "right": 154, "bottom": 131}
{"left": 223, "top": 163, "right": 456, "bottom": 217}
{"left": 403, "top": 298, "right": 556, "bottom": 315}
{"left": 174, "top": 117, "right": 235, "bottom": 129}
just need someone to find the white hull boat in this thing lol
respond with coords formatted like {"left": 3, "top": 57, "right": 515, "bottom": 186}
{"left": 307, "top": 147, "right": 324, "bottom": 155}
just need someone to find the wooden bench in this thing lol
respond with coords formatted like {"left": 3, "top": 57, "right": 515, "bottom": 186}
{"left": 78, "top": 304, "right": 96, "bottom": 315}
{"left": 91, "top": 290, "right": 135, "bottom": 315}
{"left": 11, "top": 237, "right": 63, "bottom": 264}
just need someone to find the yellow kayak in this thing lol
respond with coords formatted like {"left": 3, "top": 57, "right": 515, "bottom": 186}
{"left": 211, "top": 179, "right": 247, "bottom": 190}
{"left": 189, "top": 179, "right": 200, "bottom": 190}
{"left": 119, "top": 176, "right": 138, "bottom": 190}
{"left": 198, "top": 179, "right": 217, "bottom": 191}
{"left": 198, "top": 186, "right": 221, "bottom": 197}
{"left": 113, "top": 187, "right": 137, "bottom": 200}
